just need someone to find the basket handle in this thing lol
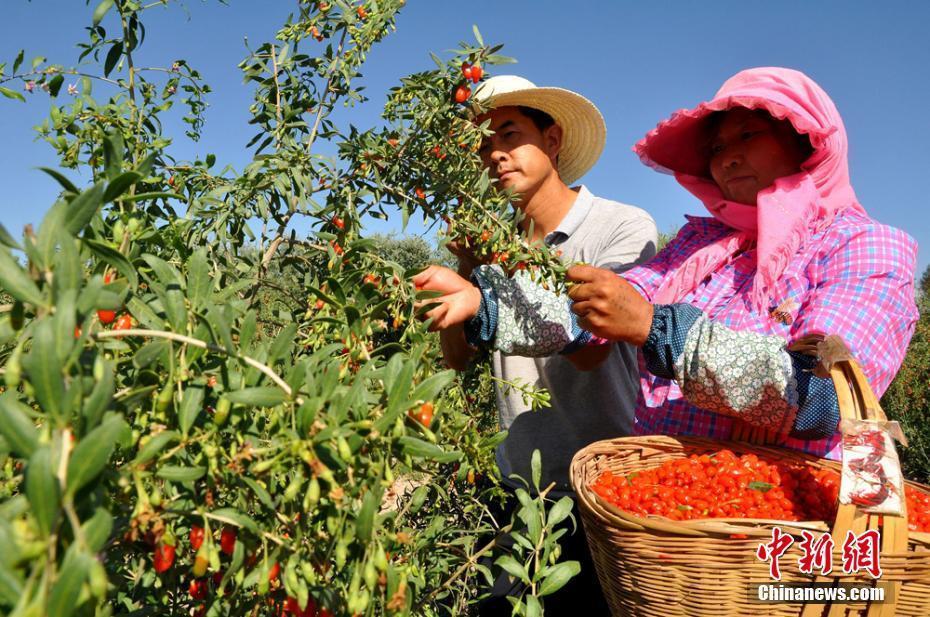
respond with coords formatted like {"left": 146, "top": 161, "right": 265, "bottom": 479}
{"left": 801, "top": 355, "right": 906, "bottom": 617}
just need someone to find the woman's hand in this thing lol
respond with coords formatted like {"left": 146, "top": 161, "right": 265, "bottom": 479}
{"left": 412, "top": 266, "right": 483, "bottom": 331}
{"left": 567, "top": 264, "right": 654, "bottom": 346}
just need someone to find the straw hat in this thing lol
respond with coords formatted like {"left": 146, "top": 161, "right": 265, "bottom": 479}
{"left": 472, "top": 75, "right": 606, "bottom": 185}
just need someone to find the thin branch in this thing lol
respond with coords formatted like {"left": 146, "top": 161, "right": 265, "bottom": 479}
{"left": 93, "top": 328, "right": 302, "bottom": 404}
{"left": 306, "top": 28, "right": 348, "bottom": 155}
{"left": 418, "top": 522, "right": 514, "bottom": 606}
{"left": 203, "top": 511, "right": 287, "bottom": 547}
{"left": 0, "top": 70, "right": 121, "bottom": 88}
{"left": 270, "top": 44, "right": 283, "bottom": 145}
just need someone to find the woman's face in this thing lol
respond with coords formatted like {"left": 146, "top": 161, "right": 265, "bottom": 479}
{"left": 708, "top": 108, "right": 809, "bottom": 205}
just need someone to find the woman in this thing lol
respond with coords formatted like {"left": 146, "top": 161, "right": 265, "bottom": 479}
{"left": 415, "top": 67, "right": 919, "bottom": 458}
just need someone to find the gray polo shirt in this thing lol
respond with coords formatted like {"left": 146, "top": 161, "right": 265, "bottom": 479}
{"left": 493, "top": 185, "right": 657, "bottom": 493}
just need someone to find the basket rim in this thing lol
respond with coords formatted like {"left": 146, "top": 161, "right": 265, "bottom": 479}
{"left": 570, "top": 434, "right": 930, "bottom": 545}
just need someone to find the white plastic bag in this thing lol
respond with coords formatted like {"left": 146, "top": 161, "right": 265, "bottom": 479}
{"left": 838, "top": 419, "right": 907, "bottom": 515}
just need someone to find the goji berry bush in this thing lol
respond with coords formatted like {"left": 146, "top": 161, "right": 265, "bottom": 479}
{"left": 0, "top": 2, "right": 577, "bottom": 616}
{"left": 882, "top": 279, "right": 930, "bottom": 484}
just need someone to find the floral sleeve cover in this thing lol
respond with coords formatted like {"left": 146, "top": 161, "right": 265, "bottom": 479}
{"left": 465, "top": 264, "right": 839, "bottom": 440}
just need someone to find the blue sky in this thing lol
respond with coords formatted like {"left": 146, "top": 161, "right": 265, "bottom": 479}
{"left": 1, "top": 1, "right": 927, "bottom": 278}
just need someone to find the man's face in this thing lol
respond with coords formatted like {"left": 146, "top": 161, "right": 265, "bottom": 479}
{"left": 708, "top": 107, "right": 808, "bottom": 206}
{"left": 476, "top": 106, "right": 562, "bottom": 197}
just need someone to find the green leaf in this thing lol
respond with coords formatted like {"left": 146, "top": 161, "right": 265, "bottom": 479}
{"left": 356, "top": 488, "right": 380, "bottom": 543}
{"left": 0, "top": 561, "right": 23, "bottom": 607}
{"left": 47, "top": 545, "right": 92, "bottom": 617}
{"left": 81, "top": 507, "right": 113, "bottom": 553}
{"left": 85, "top": 239, "right": 138, "bottom": 289}
{"left": 211, "top": 507, "right": 260, "bottom": 535}
{"left": 179, "top": 386, "right": 204, "bottom": 436}
{"left": 0, "top": 393, "right": 39, "bottom": 457}
{"left": 127, "top": 296, "right": 163, "bottom": 329}
{"left": 546, "top": 496, "right": 574, "bottom": 528}
{"left": 156, "top": 465, "right": 206, "bottom": 483}
{"left": 52, "top": 288, "right": 77, "bottom": 363}
{"left": 118, "top": 191, "right": 184, "bottom": 202}
{"left": 47, "top": 74, "right": 64, "bottom": 97}
{"left": 494, "top": 555, "right": 529, "bottom": 583}
{"left": 225, "top": 387, "right": 287, "bottom": 407}
{"left": 102, "top": 130, "right": 124, "bottom": 180}
{"left": 242, "top": 477, "right": 274, "bottom": 510}
{"left": 266, "top": 323, "right": 298, "bottom": 367}
{"left": 23, "top": 319, "right": 64, "bottom": 419}
{"left": 53, "top": 235, "right": 81, "bottom": 300}
{"left": 141, "top": 253, "right": 183, "bottom": 287}
{"left": 386, "top": 358, "right": 416, "bottom": 417}
{"left": 103, "top": 41, "right": 122, "bottom": 78}
{"left": 134, "top": 152, "right": 158, "bottom": 177}
{"left": 25, "top": 446, "right": 60, "bottom": 538}
{"left": 92, "top": 0, "right": 115, "bottom": 25}
{"left": 39, "top": 167, "right": 81, "bottom": 195}
{"left": 410, "top": 370, "right": 454, "bottom": 404}
{"left": 472, "top": 24, "right": 485, "bottom": 46}
{"left": 134, "top": 430, "right": 179, "bottom": 465}
{"left": 538, "top": 560, "right": 581, "bottom": 597}
{"left": 186, "top": 248, "right": 211, "bottom": 310}
{"left": 133, "top": 340, "right": 169, "bottom": 370}
{"left": 748, "top": 481, "right": 773, "bottom": 492}
{"left": 35, "top": 201, "right": 68, "bottom": 268}
{"left": 526, "top": 595, "right": 542, "bottom": 617}
{"left": 82, "top": 359, "right": 114, "bottom": 429}
{"left": 531, "top": 449, "right": 542, "bottom": 492}
{"left": 66, "top": 414, "right": 128, "bottom": 496}
{"left": 0, "top": 222, "right": 20, "bottom": 249}
{"left": 207, "top": 306, "right": 235, "bottom": 352}
{"left": 64, "top": 182, "right": 105, "bottom": 235}
{"left": 0, "top": 249, "right": 44, "bottom": 306}
{"left": 102, "top": 171, "right": 142, "bottom": 202}
{"left": 397, "top": 437, "right": 462, "bottom": 463}
{"left": 12, "top": 50, "right": 24, "bottom": 74}
{"left": 0, "top": 86, "right": 25, "bottom": 102}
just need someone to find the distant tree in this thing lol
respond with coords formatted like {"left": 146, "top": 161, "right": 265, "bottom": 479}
{"left": 657, "top": 226, "right": 680, "bottom": 252}
{"left": 882, "top": 282, "right": 930, "bottom": 483}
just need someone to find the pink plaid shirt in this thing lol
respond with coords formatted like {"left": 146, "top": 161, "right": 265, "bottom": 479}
{"left": 624, "top": 207, "right": 919, "bottom": 459}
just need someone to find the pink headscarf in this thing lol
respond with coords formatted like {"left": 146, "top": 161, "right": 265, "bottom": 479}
{"left": 633, "top": 67, "right": 866, "bottom": 312}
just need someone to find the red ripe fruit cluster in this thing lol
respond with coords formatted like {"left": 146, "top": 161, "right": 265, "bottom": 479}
{"left": 906, "top": 485, "right": 930, "bottom": 532}
{"left": 189, "top": 525, "right": 205, "bottom": 551}
{"left": 282, "top": 596, "right": 333, "bottom": 617}
{"left": 461, "top": 62, "right": 483, "bottom": 83}
{"left": 220, "top": 526, "right": 237, "bottom": 555}
{"left": 590, "top": 450, "right": 841, "bottom": 522}
{"left": 189, "top": 578, "right": 207, "bottom": 600}
{"left": 114, "top": 313, "right": 134, "bottom": 331}
{"left": 153, "top": 542, "right": 176, "bottom": 573}
{"left": 454, "top": 84, "right": 471, "bottom": 104}
{"left": 408, "top": 402, "right": 434, "bottom": 427}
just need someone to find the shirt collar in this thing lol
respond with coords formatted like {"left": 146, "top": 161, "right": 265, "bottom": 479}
{"left": 544, "top": 185, "right": 594, "bottom": 246}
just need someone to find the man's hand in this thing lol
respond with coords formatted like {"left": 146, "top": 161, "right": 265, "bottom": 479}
{"left": 566, "top": 264, "right": 654, "bottom": 346}
{"left": 412, "top": 266, "right": 483, "bottom": 331}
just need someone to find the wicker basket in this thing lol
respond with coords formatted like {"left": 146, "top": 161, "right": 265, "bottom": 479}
{"left": 570, "top": 357, "right": 930, "bottom": 616}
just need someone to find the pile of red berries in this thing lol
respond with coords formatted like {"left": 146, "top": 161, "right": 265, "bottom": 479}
{"left": 905, "top": 485, "right": 930, "bottom": 532}
{"left": 591, "top": 450, "right": 930, "bottom": 529}
{"left": 591, "top": 450, "right": 840, "bottom": 522}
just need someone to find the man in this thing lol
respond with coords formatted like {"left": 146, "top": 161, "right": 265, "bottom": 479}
{"left": 441, "top": 75, "right": 657, "bottom": 614}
